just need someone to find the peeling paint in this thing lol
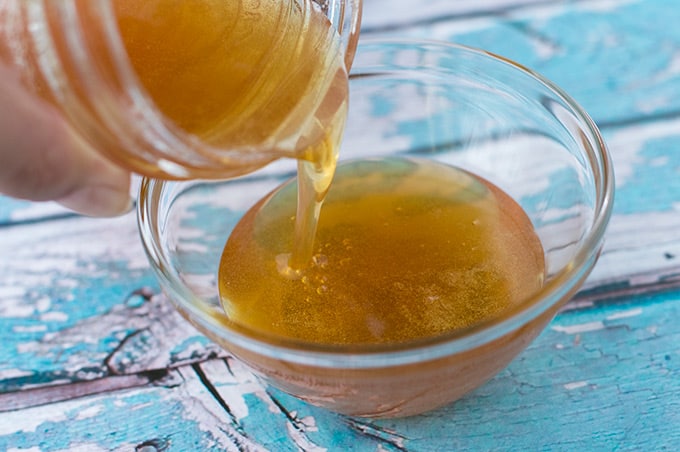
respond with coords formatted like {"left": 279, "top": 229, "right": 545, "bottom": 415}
{"left": 564, "top": 381, "right": 589, "bottom": 390}
{"left": 552, "top": 321, "right": 606, "bottom": 335}
{"left": 606, "top": 308, "right": 644, "bottom": 320}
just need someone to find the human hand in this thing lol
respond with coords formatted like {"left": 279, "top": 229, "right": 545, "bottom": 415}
{"left": 0, "top": 63, "right": 132, "bottom": 217}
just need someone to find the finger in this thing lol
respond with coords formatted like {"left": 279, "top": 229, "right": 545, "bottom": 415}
{"left": 0, "top": 64, "right": 132, "bottom": 217}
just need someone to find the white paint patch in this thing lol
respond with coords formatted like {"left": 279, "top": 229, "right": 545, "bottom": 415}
{"left": 75, "top": 369, "right": 104, "bottom": 380}
{"left": 129, "top": 401, "right": 154, "bottom": 411}
{"left": 299, "top": 416, "right": 319, "bottom": 432}
{"left": 650, "top": 49, "right": 680, "bottom": 84}
{"left": 552, "top": 321, "right": 605, "bottom": 334}
{"left": 39, "top": 311, "right": 69, "bottom": 322}
{"left": 578, "top": 0, "right": 637, "bottom": 13}
{"left": 564, "top": 381, "right": 589, "bottom": 390}
{"left": 585, "top": 211, "right": 680, "bottom": 287}
{"left": 636, "top": 94, "right": 670, "bottom": 115}
{"left": 8, "top": 448, "right": 42, "bottom": 452}
{"left": 55, "top": 445, "right": 108, "bottom": 452}
{"left": 8, "top": 201, "right": 70, "bottom": 222}
{"left": 0, "top": 297, "right": 34, "bottom": 318}
{"left": 649, "top": 156, "right": 670, "bottom": 167}
{"left": 630, "top": 273, "right": 664, "bottom": 286}
{"left": 286, "top": 422, "right": 328, "bottom": 452}
{"left": 76, "top": 404, "right": 103, "bottom": 420}
{"left": 606, "top": 308, "right": 643, "bottom": 321}
{"left": 605, "top": 118, "right": 680, "bottom": 188}
{"left": 561, "top": 299, "right": 595, "bottom": 312}
{"left": 12, "top": 324, "right": 48, "bottom": 333}
{"left": 35, "top": 296, "right": 52, "bottom": 312}
{"left": 179, "top": 273, "right": 217, "bottom": 300}
{"left": 176, "top": 242, "right": 209, "bottom": 254}
{"left": 0, "top": 286, "right": 27, "bottom": 298}
{"left": 0, "top": 368, "right": 33, "bottom": 379}
{"left": 16, "top": 342, "right": 40, "bottom": 354}
{"left": 0, "top": 403, "right": 68, "bottom": 435}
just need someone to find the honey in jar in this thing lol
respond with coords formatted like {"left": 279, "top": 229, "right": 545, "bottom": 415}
{"left": 112, "top": 0, "right": 345, "bottom": 243}
{"left": 219, "top": 157, "right": 546, "bottom": 345}
{"left": 112, "top": 0, "right": 347, "bottom": 158}
{"left": 0, "top": 0, "right": 348, "bottom": 179}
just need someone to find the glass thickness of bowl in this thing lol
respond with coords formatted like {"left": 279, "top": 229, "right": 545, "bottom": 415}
{"left": 137, "top": 39, "right": 614, "bottom": 419}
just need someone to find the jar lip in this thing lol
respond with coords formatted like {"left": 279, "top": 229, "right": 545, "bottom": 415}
{"left": 137, "top": 38, "right": 615, "bottom": 369}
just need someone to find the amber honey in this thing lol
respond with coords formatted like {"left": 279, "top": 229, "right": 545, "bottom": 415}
{"left": 112, "top": 0, "right": 347, "bottom": 158}
{"left": 219, "top": 157, "right": 545, "bottom": 345}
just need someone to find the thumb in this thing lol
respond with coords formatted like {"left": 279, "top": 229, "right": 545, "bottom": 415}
{"left": 0, "top": 64, "right": 132, "bottom": 217}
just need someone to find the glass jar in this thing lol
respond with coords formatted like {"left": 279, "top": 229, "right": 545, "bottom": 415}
{"left": 0, "top": 0, "right": 362, "bottom": 179}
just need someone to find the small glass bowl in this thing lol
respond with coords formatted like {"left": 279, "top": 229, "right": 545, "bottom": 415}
{"left": 137, "top": 38, "right": 614, "bottom": 418}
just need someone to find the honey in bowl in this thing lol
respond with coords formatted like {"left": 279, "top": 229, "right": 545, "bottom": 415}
{"left": 133, "top": 35, "right": 611, "bottom": 417}
{"left": 219, "top": 157, "right": 546, "bottom": 345}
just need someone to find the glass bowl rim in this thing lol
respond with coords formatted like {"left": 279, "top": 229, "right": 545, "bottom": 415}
{"left": 137, "top": 37, "right": 615, "bottom": 369}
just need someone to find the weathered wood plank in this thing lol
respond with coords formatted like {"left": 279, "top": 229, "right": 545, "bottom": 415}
{"left": 363, "top": 0, "right": 680, "bottom": 129}
{"left": 361, "top": 0, "right": 553, "bottom": 31}
{"left": 0, "top": 359, "right": 407, "bottom": 451}
{"left": 581, "top": 119, "right": 680, "bottom": 295}
{"left": 0, "top": 366, "right": 263, "bottom": 451}
{"left": 1, "top": 289, "right": 679, "bottom": 451}
{"left": 0, "top": 212, "right": 224, "bottom": 393}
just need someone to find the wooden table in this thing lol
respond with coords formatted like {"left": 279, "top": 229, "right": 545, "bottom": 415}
{"left": 2, "top": 0, "right": 680, "bottom": 449}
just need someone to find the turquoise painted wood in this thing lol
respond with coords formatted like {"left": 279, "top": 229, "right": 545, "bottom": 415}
{"left": 1, "top": 0, "right": 680, "bottom": 450}
{"left": 2, "top": 291, "right": 678, "bottom": 451}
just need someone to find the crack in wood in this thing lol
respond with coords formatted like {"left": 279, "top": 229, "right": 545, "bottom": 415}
{"left": 361, "top": 0, "right": 578, "bottom": 33}
{"left": 569, "top": 270, "right": 680, "bottom": 308}
{"left": 264, "top": 389, "right": 329, "bottom": 451}
{"left": 191, "top": 362, "right": 241, "bottom": 427}
{"left": 344, "top": 418, "right": 410, "bottom": 452}
{"left": 190, "top": 362, "right": 255, "bottom": 452}
{"left": 0, "top": 368, "right": 172, "bottom": 412}
{"left": 135, "top": 438, "right": 171, "bottom": 452}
